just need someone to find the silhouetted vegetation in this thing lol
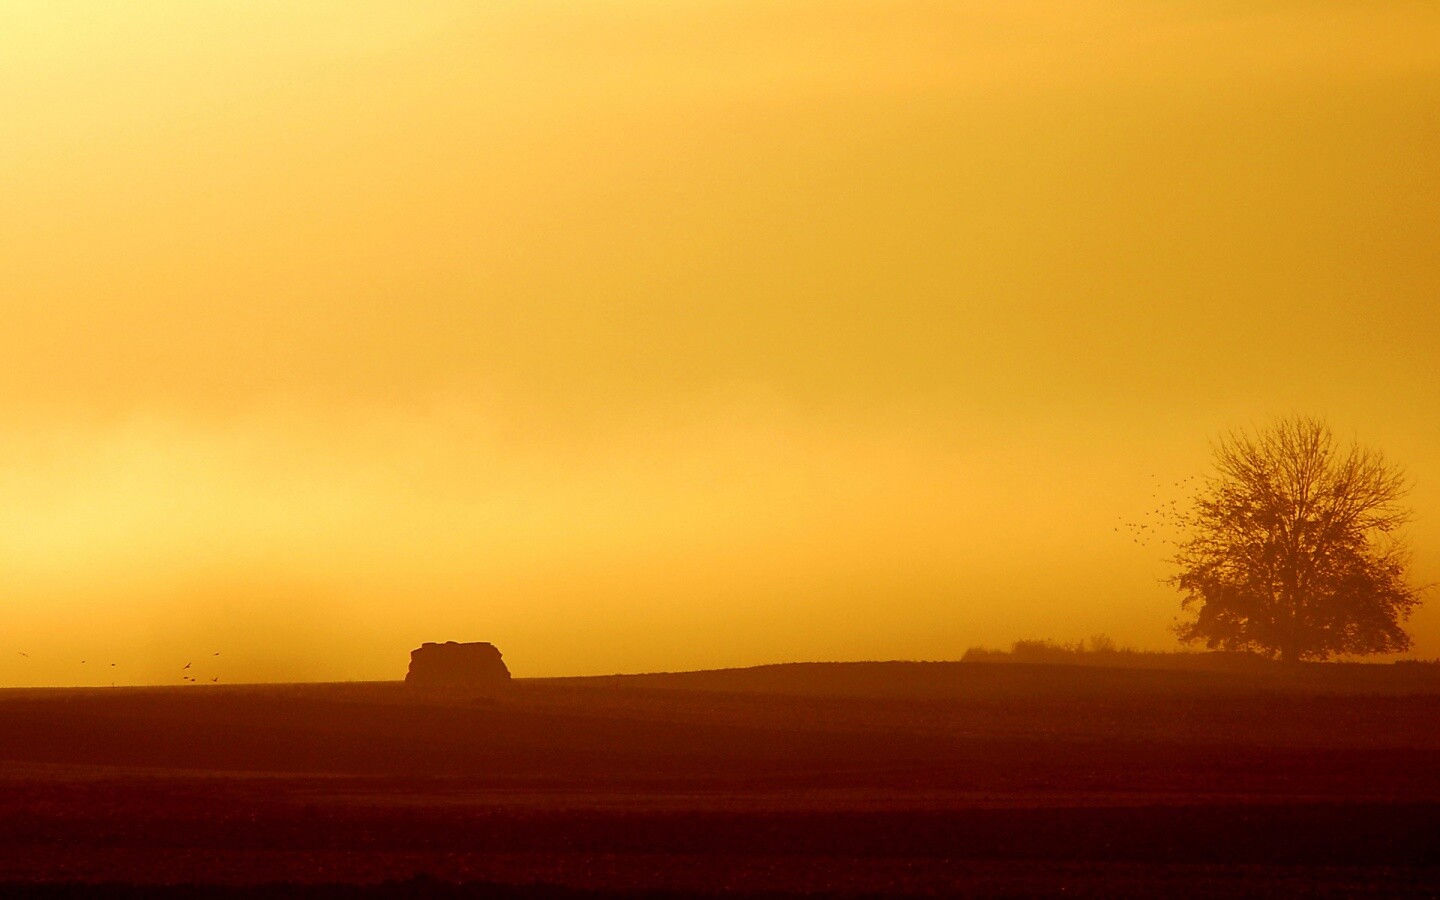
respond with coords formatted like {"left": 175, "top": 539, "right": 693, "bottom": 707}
{"left": 962, "top": 638, "right": 1440, "bottom": 673}
{"left": 960, "top": 637, "right": 1272, "bottom": 671}
{"left": 1169, "top": 417, "right": 1426, "bottom": 661}
{"left": 964, "top": 635, "right": 1131, "bottom": 662}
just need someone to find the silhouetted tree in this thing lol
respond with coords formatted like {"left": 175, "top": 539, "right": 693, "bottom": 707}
{"left": 1169, "top": 417, "right": 1425, "bottom": 662}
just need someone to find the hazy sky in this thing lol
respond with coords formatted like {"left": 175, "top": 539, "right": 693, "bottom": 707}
{"left": 3, "top": 1, "right": 1438, "bottom": 685}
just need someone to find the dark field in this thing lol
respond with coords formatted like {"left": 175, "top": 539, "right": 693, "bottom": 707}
{"left": 2, "top": 661, "right": 1439, "bottom": 897}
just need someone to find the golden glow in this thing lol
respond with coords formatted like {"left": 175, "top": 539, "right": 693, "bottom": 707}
{"left": 2, "top": 1, "right": 1438, "bottom": 684}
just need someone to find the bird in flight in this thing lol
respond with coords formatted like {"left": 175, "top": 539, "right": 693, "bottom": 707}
{"left": 183, "top": 662, "right": 192, "bottom": 670}
{"left": 16, "top": 652, "right": 27, "bottom": 658}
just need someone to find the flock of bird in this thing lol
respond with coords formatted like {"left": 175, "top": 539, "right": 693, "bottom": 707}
{"left": 180, "top": 653, "right": 224, "bottom": 683}
{"left": 11, "top": 650, "right": 224, "bottom": 685}
{"left": 1115, "top": 473, "right": 1202, "bottom": 549}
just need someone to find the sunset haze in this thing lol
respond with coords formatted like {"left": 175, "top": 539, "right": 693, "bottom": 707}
{"left": 3, "top": 0, "right": 1439, "bottom": 685}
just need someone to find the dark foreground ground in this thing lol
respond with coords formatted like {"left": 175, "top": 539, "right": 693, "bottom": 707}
{"left": 2, "top": 660, "right": 1439, "bottom": 898}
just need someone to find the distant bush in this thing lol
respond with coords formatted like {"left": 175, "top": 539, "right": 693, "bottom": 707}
{"left": 962, "top": 636, "right": 1272, "bottom": 671}
{"left": 964, "top": 635, "right": 1133, "bottom": 663}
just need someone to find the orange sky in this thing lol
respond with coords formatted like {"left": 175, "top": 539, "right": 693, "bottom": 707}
{"left": 3, "top": 1, "right": 1439, "bottom": 686}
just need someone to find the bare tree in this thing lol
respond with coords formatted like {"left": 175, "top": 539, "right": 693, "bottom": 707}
{"left": 1169, "top": 417, "right": 1425, "bottom": 662}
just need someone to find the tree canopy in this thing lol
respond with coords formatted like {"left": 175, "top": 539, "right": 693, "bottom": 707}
{"left": 1169, "top": 417, "right": 1425, "bottom": 661}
